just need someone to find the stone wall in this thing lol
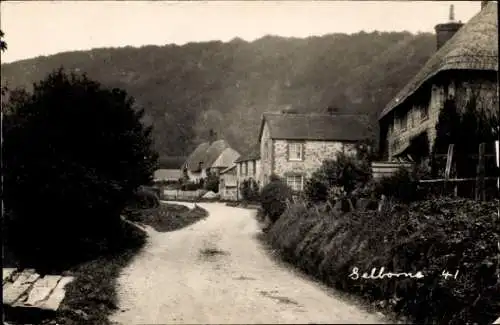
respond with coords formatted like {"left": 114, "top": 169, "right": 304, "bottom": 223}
{"left": 273, "top": 140, "right": 354, "bottom": 179}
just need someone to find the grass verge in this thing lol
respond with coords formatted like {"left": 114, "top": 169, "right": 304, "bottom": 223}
{"left": 124, "top": 202, "right": 208, "bottom": 232}
{"left": 39, "top": 220, "right": 147, "bottom": 325}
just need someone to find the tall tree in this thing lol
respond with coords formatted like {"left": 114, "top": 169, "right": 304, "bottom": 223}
{"left": 0, "top": 29, "right": 6, "bottom": 52}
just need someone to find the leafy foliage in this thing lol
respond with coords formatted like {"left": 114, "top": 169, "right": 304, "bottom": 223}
{"left": 266, "top": 197, "right": 500, "bottom": 325}
{"left": 240, "top": 178, "right": 260, "bottom": 202}
{"left": 432, "top": 97, "right": 499, "bottom": 178}
{"left": 375, "top": 167, "right": 420, "bottom": 204}
{"left": 1, "top": 32, "right": 435, "bottom": 157}
{"left": 304, "top": 151, "right": 372, "bottom": 204}
{"left": 260, "top": 175, "right": 293, "bottom": 223}
{"left": 0, "top": 29, "right": 6, "bottom": 52}
{"left": 3, "top": 69, "right": 158, "bottom": 271}
{"left": 204, "top": 170, "right": 220, "bottom": 193}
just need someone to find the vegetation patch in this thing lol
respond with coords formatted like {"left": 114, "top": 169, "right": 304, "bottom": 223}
{"left": 36, "top": 221, "right": 147, "bottom": 325}
{"left": 124, "top": 203, "right": 207, "bottom": 232}
{"left": 263, "top": 197, "right": 500, "bottom": 325}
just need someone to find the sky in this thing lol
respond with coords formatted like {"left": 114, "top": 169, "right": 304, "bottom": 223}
{"left": 0, "top": 1, "right": 483, "bottom": 64}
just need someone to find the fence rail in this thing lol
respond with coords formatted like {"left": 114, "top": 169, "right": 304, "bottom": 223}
{"left": 162, "top": 189, "right": 207, "bottom": 200}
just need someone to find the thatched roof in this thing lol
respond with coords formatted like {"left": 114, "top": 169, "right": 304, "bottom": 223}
{"left": 235, "top": 144, "right": 261, "bottom": 163}
{"left": 203, "top": 140, "right": 231, "bottom": 168}
{"left": 184, "top": 142, "right": 210, "bottom": 172}
{"left": 211, "top": 147, "right": 241, "bottom": 168}
{"left": 379, "top": 2, "right": 498, "bottom": 120}
{"left": 258, "top": 112, "right": 370, "bottom": 142}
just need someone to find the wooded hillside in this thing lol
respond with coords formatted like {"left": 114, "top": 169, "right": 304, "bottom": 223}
{"left": 1, "top": 31, "right": 435, "bottom": 159}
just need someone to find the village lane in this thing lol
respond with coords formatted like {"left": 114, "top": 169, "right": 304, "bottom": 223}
{"left": 110, "top": 202, "right": 389, "bottom": 324}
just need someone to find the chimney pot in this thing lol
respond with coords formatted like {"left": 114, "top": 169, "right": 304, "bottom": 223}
{"left": 481, "top": 1, "right": 488, "bottom": 9}
{"left": 434, "top": 5, "right": 463, "bottom": 51}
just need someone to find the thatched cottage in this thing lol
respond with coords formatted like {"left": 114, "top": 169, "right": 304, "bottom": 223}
{"left": 182, "top": 140, "right": 240, "bottom": 182}
{"left": 378, "top": 2, "right": 498, "bottom": 161}
{"left": 258, "top": 111, "right": 370, "bottom": 192}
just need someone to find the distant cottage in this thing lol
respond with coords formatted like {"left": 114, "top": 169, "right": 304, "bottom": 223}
{"left": 258, "top": 111, "right": 370, "bottom": 192}
{"left": 378, "top": 2, "right": 498, "bottom": 162}
{"left": 235, "top": 144, "right": 261, "bottom": 198}
{"left": 182, "top": 140, "right": 240, "bottom": 183}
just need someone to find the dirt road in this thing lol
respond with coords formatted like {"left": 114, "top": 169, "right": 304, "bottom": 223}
{"left": 110, "top": 202, "right": 388, "bottom": 324}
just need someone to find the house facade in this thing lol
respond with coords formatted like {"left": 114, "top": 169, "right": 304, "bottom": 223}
{"left": 235, "top": 145, "right": 261, "bottom": 198}
{"left": 219, "top": 165, "right": 238, "bottom": 201}
{"left": 258, "top": 112, "right": 369, "bottom": 192}
{"left": 379, "top": 2, "right": 498, "bottom": 161}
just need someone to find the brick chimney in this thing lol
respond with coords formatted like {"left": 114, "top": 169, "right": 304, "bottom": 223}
{"left": 434, "top": 4, "right": 463, "bottom": 51}
{"left": 481, "top": 1, "right": 489, "bottom": 9}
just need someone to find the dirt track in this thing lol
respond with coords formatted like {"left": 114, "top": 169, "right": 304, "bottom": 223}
{"left": 110, "top": 202, "right": 389, "bottom": 324}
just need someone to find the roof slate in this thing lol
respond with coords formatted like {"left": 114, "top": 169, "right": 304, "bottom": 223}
{"left": 235, "top": 144, "right": 261, "bottom": 163}
{"left": 259, "top": 112, "right": 371, "bottom": 142}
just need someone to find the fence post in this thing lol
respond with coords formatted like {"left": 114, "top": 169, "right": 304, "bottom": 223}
{"left": 475, "top": 142, "right": 486, "bottom": 201}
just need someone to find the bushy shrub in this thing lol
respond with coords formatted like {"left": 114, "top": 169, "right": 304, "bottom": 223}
{"left": 240, "top": 178, "right": 260, "bottom": 202}
{"left": 3, "top": 69, "right": 158, "bottom": 271}
{"left": 304, "top": 151, "right": 372, "bottom": 205}
{"left": 375, "top": 167, "right": 420, "bottom": 203}
{"left": 204, "top": 172, "right": 219, "bottom": 193}
{"left": 266, "top": 197, "right": 500, "bottom": 325}
{"left": 181, "top": 182, "right": 202, "bottom": 191}
{"left": 260, "top": 175, "right": 292, "bottom": 223}
{"left": 127, "top": 186, "right": 160, "bottom": 209}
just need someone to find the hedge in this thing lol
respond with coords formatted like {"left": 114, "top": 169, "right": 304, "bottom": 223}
{"left": 265, "top": 197, "right": 500, "bottom": 325}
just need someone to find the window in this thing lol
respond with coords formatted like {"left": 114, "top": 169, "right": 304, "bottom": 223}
{"left": 286, "top": 175, "right": 304, "bottom": 192}
{"left": 288, "top": 142, "right": 303, "bottom": 161}
{"left": 239, "top": 163, "right": 243, "bottom": 176}
{"left": 244, "top": 161, "right": 248, "bottom": 176}
{"left": 252, "top": 161, "right": 256, "bottom": 176}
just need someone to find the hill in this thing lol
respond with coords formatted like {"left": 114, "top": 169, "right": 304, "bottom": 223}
{"left": 1, "top": 31, "right": 435, "bottom": 159}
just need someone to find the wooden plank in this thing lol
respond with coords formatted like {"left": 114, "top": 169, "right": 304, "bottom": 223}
{"left": 3, "top": 268, "right": 18, "bottom": 284}
{"left": 3, "top": 269, "right": 40, "bottom": 305}
{"left": 37, "top": 276, "right": 74, "bottom": 311}
{"left": 444, "top": 144, "right": 454, "bottom": 180}
{"left": 22, "top": 275, "right": 63, "bottom": 307}
{"left": 419, "top": 177, "right": 498, "bottom": 183}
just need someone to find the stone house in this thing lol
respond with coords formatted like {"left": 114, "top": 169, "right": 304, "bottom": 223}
{"left": 182, "top": 140, "right": 240, "bottom": 183}
{"left": 258, "top": 112, "right": 370, "bottom": 192}
{"left": 378, "top": 2, "right": 498, "bottom": 162}
{"left": 219, "top": 165, "right": 238, "bottom": 201}
{"left": 234, "top": 144, "right": 261, "bottom": 198}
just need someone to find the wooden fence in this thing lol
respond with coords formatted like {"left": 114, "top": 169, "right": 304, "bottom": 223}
{"left": 371, "top": 161, "right": 414, "bottom": 180}
{"left": 420, "top": 142, "right": 499, "bottom": 200}
{"left": 162, "top": 189, "right": 207, "bottom": 201}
